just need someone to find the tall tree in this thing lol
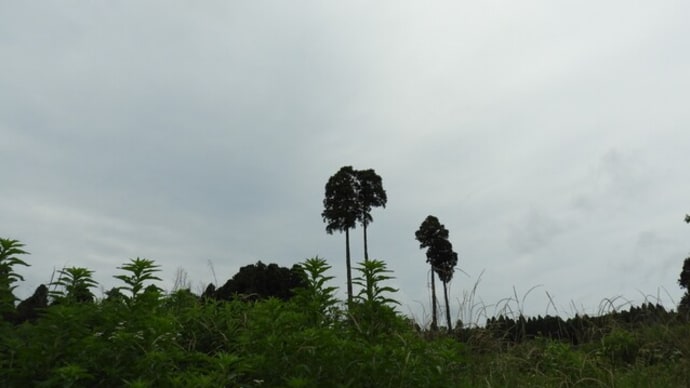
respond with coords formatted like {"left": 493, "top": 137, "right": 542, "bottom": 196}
{"left": 427, "top": 238, "right": 458, "bottom": 331}
{"left": 322, "top": 166, "right": 359, "bottom": 303}
{"left": 355, "top": 169, "right": 387, "bottom": 261}
{"left": 415, "top": 215, "right": 449, "bottom": 330}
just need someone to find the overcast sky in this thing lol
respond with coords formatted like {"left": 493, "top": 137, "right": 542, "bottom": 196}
{"left": 2, "top": 1, "right": 690, "bottom": 325}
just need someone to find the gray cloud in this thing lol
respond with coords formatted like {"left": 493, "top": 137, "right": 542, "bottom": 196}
{"left": 2, "top": 1, "right": 690, "bottom": 320}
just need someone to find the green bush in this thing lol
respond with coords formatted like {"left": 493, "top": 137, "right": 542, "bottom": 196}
{"left": 600, "top": 328, "right": 639, "bottom": 365}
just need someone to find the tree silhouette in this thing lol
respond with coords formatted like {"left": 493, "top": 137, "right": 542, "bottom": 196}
{"left": 415, "top": 215, "right": 449, "bottom": 330}
{"left": 427, "top": 238, "right": 458, "bottom": 331}
{"left": 355, "top": 169, "right": 387, "bottom": 261}
{"left": 13, "top": 284, "right": 48, "bottom": 324}
{"left": 681, "top": 215, "right": 690, "bottom": 316}
{"left": 49, "top": 267, "right": 98, "bottom": 304}
{"left": 214, "top": 261, "right": 306, "bottom": 301}
{"left": 679, "top": 257, "right": 690, "bottom": 290}
{"left": 322, "top": 166, "right": 360, "bottom": 303}
{"left": 679, "top": 257, "right": 690, "bottom": 316}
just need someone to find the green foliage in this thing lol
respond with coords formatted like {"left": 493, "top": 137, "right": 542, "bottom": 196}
{"left": 46, "top": 363, "right": 94, "bottom": 387}
{"left": 50, "top": 267, "right": 98, "bottom": 304}
{"left": 600, "top": 328, "right": 639, "bottom": 365}
{"left": 2, "top": 237, "right": 690, "bottom": 386}
{"left": 0, "top": 238, "right": 30, "bottom": 314}
{"left": 292, "top": 257, "right": 339, "bottom": 326}
{"left": 350, "top": 259, "right": 403, "bottom": 339}
{"left": 352, "top": 259, "right": 399, "bottom": 307}
{"left": 113, "top": 258, "right": 162, "bottom": 303}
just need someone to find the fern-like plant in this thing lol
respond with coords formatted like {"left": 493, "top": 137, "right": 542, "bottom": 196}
{"left": 293, "top": 257, "right": 339, "bottom": 326}
{"left": 352, "top": 259, "right": 399, "bottom": 307}
{"left": 0, "top": 238, "right": 30, "bottom": 315}
{"left": 113, "top": 258, "right": 162, "bottom": 303}
{"left": 350, "top": 259, "right": 401, "bottom": 338}
{"left": 49, "top": 267, "right": 98, "bottom": 303}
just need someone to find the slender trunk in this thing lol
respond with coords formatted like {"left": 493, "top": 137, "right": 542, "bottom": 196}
{"left": 443, "top": 281, "right": 452, "bottom": 332}
{"left": 363, "top": 222, "right": 369, "bottom": 261}
{"left": 346, "top": 228, "right": 353, "bottom": 304}
{"left": 430, "top": 266, "right": 438, "bottom": 330}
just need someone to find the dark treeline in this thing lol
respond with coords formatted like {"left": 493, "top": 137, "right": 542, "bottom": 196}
{"left": 203, "top": 261, "right": 306, "bottom": 302}
{"left": 455, "top": 302, "right": 680, "bottom": 346}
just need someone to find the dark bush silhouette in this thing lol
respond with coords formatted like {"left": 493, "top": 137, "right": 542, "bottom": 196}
{"left": 201, "top": 283, "right": 216, "bottom": 300}
{"left": 211, "top": 261, "right": 306, "bottom": 301}
{"left": 11, "top": 284, "right": 48, "bottom": 324}
{"left": 678, "top": 257, "right": 690, "bottom": 316}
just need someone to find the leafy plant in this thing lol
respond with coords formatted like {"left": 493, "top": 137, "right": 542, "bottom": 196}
{"left": 113, "top": 258, "right": 162, "bottom": 303}
{"left": 293, "top": 257, "right": 339, "bottom": 326}
{"left": 350, "top": 259, "right": 401, "bottom": 338}
{"left": 49, "top": 267, "right": 98, "bottom": 303}
{"left": 600, "top": 328, "right": 639, "bottom": 365}
{"left": 352, "top": 259, "right": 399, "bottom": 307}
{"left": 0, "top": 238, "right": 30, "bottom": 316}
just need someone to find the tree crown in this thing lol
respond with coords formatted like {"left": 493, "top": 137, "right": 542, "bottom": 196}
{"left": 322, "top": 166, "right": 387, "bottom": 233}
{"left": 414, "top": 215, "right": 449, "bottom": 249}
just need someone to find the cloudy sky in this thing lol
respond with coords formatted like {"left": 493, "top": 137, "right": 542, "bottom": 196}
{"left": 2, "top": 1, "right": 690, "bottom": 325}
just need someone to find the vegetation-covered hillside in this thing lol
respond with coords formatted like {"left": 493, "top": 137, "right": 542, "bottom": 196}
{"left": 1, "top": 237, "right": 690, "bottom": 387}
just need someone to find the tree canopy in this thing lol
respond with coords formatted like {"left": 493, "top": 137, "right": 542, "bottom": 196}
{"left": 322, "top": 166, "right": 359, "bottom": 236}
{"left": 213, "top": 261, "right": 306, "bottom": 301}
{"left": 415, "top": 215, "right": 458, "bottom": 331}
{"left": 415, "top": 215, "right": 449, "bottom": 251}
{"left": 355, "top": 168, "right": 387, "bottom": 229}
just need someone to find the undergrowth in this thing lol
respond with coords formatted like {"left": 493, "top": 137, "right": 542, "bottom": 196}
{"left": 1, "top": 238, "right": 689, "bottom": 387}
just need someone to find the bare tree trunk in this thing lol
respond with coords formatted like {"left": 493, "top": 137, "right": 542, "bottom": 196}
{"left": 363, "top": 222, "right": 369, "bottom": 261}
{"left": 346, "top": 228, "right": 353, "bottom": 304}
{"left": 430, "top": 266, "right": 438, "bottom": 330}
{"left": 443, "top": 281, "right": 452, "bottom": 332}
